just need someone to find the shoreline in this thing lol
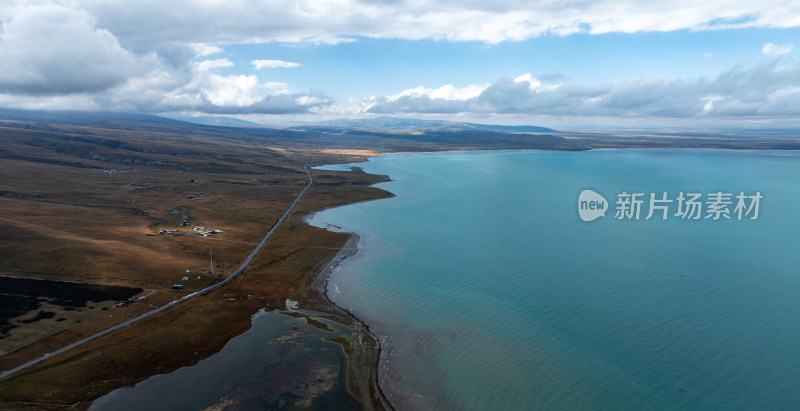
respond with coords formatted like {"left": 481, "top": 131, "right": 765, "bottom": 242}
{"left": 305, "top": 225, "right": 393, "bottom": 411}
{"left": 304, "top": 159, "right": 400, "bottom": 411}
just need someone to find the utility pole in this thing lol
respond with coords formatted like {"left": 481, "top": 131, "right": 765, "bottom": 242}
{"left": 210, "top": 249, "right": 214, "bottom": 276}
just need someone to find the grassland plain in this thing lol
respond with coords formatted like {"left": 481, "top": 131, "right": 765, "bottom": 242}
{"left": 0, "top": 111, "right": 798, "bottom": 410}
{"left": 0, "top": 114, "right": 396, "bottom": 410}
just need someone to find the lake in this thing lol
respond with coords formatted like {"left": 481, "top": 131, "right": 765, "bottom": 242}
{"left": 309, "top": 149, "right": 800, "bottom": 410}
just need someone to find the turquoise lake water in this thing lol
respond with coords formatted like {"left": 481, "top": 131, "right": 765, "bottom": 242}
{"left": 309, "top": 149, "right": 800, "bottom": 410}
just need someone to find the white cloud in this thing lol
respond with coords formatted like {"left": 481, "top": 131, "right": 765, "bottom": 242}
{"left": 762, "top": 42, "right": 793, "bottom": 55}
{"left": 264, "top": 82, "right": 289, "bottom": 89}
{"left": 0, "top": 93, "right": 101, "bottom": 111}
{"left": 1, "top": 1, "right": 800, "bottom": 121}
{"left": 513, "top": 73, "right": 543, "bottom": 90}
{"left": 197, "top": 58, "right": 234, "bottom": 71}
{"left": 358, "top": 62, "right": 800, "bottom": 119}
{"left": 194, "top": 44, "right": 223, "bottom": 57}
{"left": 0, "top": 4, "right": 331, "bottom": 114}
{"left": 388, "top": 83, "right": 488, "bottom": 102}
{"left": 203, "top": 74, "right": 263, "bottom": 107}
{"left": 0, "top": 5, "right": 150, "bottom": 94}
{"left": 155, "top": 64, "right": 326, "bottom": 112}
{"left": 701, "top": 96, "right": 724, "bottom": 114}
{"left": 4, "top": 0, "right": 799, "bottom": 50}
{"left": 252, "top": 59, "right": 302, "bottom": 69}
{"left": 295, "top": 95, "right": 324, "bottom": 106}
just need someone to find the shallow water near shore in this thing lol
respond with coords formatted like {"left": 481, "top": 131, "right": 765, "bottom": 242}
{"left": 310, "top": 149, "right": 800, "bottom": 410}
{"left": 91, "top": 309, "right": 359, "bottom": 410}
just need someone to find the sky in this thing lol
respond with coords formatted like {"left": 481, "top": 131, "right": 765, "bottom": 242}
{"left": 0, "top": 1, "right": 799, "bottom": 129}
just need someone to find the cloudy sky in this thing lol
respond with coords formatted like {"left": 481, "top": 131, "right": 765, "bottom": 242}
{"left": 1, "top": 1, "right": 799, "bottom": 128}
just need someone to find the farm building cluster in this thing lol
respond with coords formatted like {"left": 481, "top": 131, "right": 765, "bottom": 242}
{"left": 159, "top": 226, "right": 224, "bottom": 237}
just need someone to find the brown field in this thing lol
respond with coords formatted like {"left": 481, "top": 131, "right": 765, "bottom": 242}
{"left": 0, "top": 115, "right": 397, "bottom": 409}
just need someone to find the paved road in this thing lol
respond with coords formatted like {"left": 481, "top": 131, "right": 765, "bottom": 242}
{"left": 0, "top": 166, "right": 314, "bottom": 381}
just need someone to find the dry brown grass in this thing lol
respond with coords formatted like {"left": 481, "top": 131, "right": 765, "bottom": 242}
{"left": 0, "top": 175, "right": 391, "bottom": 409}
{"left": 0, "top": 117, "right": 394, "bottom": 408}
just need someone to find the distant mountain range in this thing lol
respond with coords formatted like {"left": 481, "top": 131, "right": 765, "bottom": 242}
{"left": 166, "top": 115, "right": 559, "bottom": 134}
{"left": 2, "top": 109, "right": 799, "bottom": 151}
{"left": 165, "top": 115, "right": 262, "bottom": 128}
{"left": 300, "top": 116, "right": 559, "bottom": 133}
